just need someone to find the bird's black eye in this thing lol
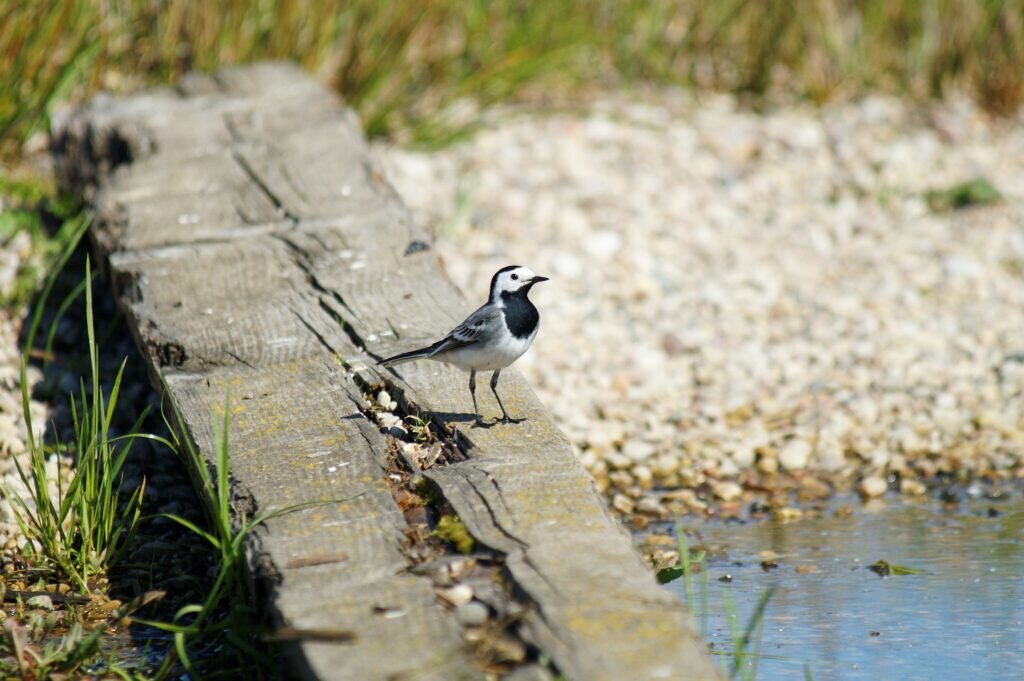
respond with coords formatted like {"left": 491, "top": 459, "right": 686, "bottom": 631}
{"left": 511, "top": 273, "right": 519, "bottom": 280}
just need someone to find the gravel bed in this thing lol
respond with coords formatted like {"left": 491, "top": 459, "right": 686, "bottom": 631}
{"left": 0, "top": 313, "right": 59, "bottom": 553}
{"left": 375, "top": 92, "right": 1024, "bottom": 520}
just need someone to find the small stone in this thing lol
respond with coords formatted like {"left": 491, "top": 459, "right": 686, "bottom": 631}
{"left": 651, "top": 454, "right": 679, "bottom": 478}
{"left": 608, "top": 470, "right": 634, "bottom": 490}
{"left": 898, "top": 428, "right": 926, "bottom": 454}
{"left": 26, "top": 595, "right": 53, "bottom": 611}
{"left": 635, "top": 497, "right": 667, "bottom": 518}
{"left": 376, "top": 390, "right": 395, "bottom": 411}
{"left": 661, "top": 333, "right": 686, "bottom": 356}
{"left": 587, "top": 422, "right": 625, "bottom": 448}
{"left": 822, "top": 412, "right": 854, "bottom": 439}
{"left": 860, "top": 476, "right": 888, "bottom": 498}
{"left": 712, "top": 481, "right": 743, "bottom": 502}
{"left": 717, "top": 457, "right": 740, "bottom": 477}
{"left": 629, "top": 514, "right": 649, "bottom": 530}
{"left": 649, "top": 550, "right": 680, "bottom": 570}
{"left": 933, "top": 408, "right": 963, "bottom": 436}
{"left": 623, "top": 440, "right": 656, "bottom": 462}
{"left": 798, "top": 476, "right": 832, "bottom": 500}
{"left": 779, "top": 439, "right": 812, "bottom": 471}
{"left": 578, "top": 450, "right": 598, "bottom": 469}
{"left": 773, "top": 507, "right": 803, "bottom": 522}
{"left": 816, "top": 437, "right": 847, "bottom": 472}
{"left": 632, "top": 464, "right": 654, "bottom": 488}
{"left": 731, "top": 444, "right": 756, "bottom": 468}
{"left": 677, "top": 467, "right": 701, "bottom": 487}
{"left": 642, "top": 533, "right": 676, "bottom": 549}
{"left": 899, "top": 478, "right": 927, "bottom": 496}
{"left": 662, "top": 488, "right": 707, "bottom": 513}
{"left": 604, "top": 451, "right": 632, "bottom": 470}
{"left": 888, "top": 453, "right": 908, "bottom": 474}
{"left": 456, "top": 601, "right": 489, "bottom": 627}
{"left": 611, "top": 493, "right": 635, "bottom": 514}
{"left": 869, "top": 449, "right": 892, "bottom": 468}
{"left": 378, "top": 413, "right": 404, "bottom": 433}
{"left": 439, "top": 585, "right": 473, "bottom": 607}
{"left": 848, "top": 397, "right": 879, "bottom": 424}
{"left": 757, "top": 455, "right": 779, "bottom": 474}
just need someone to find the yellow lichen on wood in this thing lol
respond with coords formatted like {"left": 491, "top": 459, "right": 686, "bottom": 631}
{"left": 434, "top": 515, "right": 474, "bottom": 554}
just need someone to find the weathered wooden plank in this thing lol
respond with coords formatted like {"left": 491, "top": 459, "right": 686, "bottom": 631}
{"left": 165, "top": 365, "right": 473, "bottom": 681}
{"left": 103, "top": 238, "right": 476, "bottom": 678}
{"left": 54, "top": 61, "right": 722, "bottom": 681}
{"left": 108, "top": 238, "right": 320, "bottom": 370}
{"left": 56, "top": 64, "right": 478, "bottom": 680}
{"left": 95, "top": 152, "right": 284, "bottom": 246}
{"left": 115, "top": 287, "right": 475, "bottom": 678}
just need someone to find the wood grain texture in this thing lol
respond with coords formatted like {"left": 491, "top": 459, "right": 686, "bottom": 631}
{"left": 165, "top": 365, "right": 473, "bottom": 681}
{"left": 54, "top": 61, "right": 721, "bottom": 681}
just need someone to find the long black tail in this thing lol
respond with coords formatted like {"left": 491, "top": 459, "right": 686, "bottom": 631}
{"left": 379, "top": 344, "right": 435, "bottom": 367}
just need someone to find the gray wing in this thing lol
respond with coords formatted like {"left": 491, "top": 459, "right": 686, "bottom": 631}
{"left": 427, "top": 303, "right": 501, "bottom": 356}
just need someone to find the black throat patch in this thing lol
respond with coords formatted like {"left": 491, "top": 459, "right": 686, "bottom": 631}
{"left": 500, "top": 290, "right": 539, "bottom": 339}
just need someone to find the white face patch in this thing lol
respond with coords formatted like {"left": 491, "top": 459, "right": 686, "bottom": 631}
{"left": 493, "top": 266, "right": 538, "bottom": 296}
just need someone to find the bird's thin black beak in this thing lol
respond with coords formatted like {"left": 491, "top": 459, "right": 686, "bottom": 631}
{"left": 530, "top": 275, "right": 550, "bottom": 284}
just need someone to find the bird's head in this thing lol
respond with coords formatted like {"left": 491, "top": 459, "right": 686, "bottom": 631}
{"left": 489, "top": 265, "right": 548, "bottom": 301}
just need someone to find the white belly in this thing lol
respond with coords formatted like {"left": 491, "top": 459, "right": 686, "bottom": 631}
{"left": 438, "top": 327, "right": 537, "bottom": 372}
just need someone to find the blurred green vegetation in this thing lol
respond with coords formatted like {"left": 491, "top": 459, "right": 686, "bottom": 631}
{"left": 1, "top": 0, "right": 1023, "bottom": 153}
{"left": 0, "top": 175, "right": 81, "bottom": 309}
{"left": 924, "top": 176, "right": 1004, "bottom": 211}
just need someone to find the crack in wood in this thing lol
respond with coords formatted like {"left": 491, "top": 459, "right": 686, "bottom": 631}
{"left": 224, "top": 349, "right": 257, "bottom": 370}
{"left": 288, "top": 306, "right": 346, "bottom": 359}
{"left": 230, "top": 148, "right": 301, "bottom": 223}
{"left": 272, "top": 232, "right": 366, "bottom": 327}
{"left": 449, "top": 466, "right": 529, "bottom": 550}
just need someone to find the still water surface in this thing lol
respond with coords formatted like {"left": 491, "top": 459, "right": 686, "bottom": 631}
{"left": 669, "top": 497, "right": 1024, "bottom": 680}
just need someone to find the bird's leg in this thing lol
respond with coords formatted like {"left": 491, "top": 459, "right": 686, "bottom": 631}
{"left": 490, "top": 370, "right": 521, "bottom": 424}
{"left": 469, "top": 370, "right": 485, "bottom": 427}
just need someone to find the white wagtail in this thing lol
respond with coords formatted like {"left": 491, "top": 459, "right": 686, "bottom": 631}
{"left": 380, "top": 265, "right": 548, "bottom": 427}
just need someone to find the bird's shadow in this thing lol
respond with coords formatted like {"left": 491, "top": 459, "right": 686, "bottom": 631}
{"left": 434, "top": 411, "right": 528, "bottom": 429}
{"left": 405, "top": 409, "right": 524, "bottom": 430}
{"left": 433, "top": 411, "right": 486, "bottom": 427}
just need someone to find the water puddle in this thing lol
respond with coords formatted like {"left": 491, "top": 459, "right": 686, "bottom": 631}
{"left": 668, "top": 496, "right": 1024, "bottom": 680}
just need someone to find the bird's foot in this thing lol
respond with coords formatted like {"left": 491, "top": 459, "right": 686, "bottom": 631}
{"left": 472, "top": 416, "right": 491, "bottom": 429}
{"left": 497, "top": 415, "right": 526, "bottom": 425}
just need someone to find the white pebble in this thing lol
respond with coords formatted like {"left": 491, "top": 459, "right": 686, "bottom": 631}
{"left": 779, "top": 439, "right": 812, "bottom": 471}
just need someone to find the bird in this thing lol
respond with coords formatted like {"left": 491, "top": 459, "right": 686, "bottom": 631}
{"left": 379, "top": 265, "right": 548, "bottom": 427}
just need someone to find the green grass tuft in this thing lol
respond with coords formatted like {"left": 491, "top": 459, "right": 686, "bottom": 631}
{"left": 141, "top": 391, "right": 274, "bottom": 677}
{"left": 925, "top": 177, "right": 1003, "bottom": 212}
{"left": 1, "top": 217, "right": 163, "bottom": 592}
